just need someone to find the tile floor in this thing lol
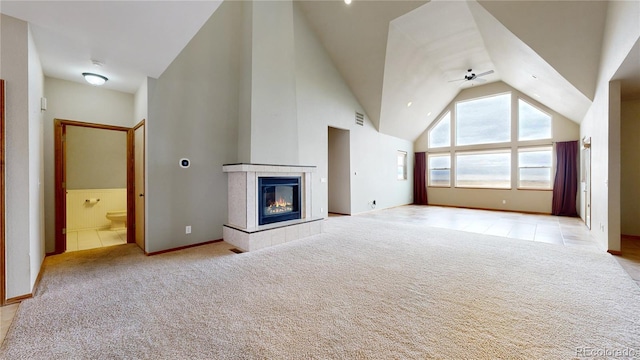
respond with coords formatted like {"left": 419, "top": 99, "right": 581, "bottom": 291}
{"left": 2, "top": 206, "right": 639, "bottom": 345}
{"left": 356, "top": 205, "right": 640, "bottom": 287}
{"left": 617, "top": 236, "right": 640, "bottom": 288}
{"left": 357, "top": 205, "right": 598, "bottom": 250}
{"left": 66, "top": 229, "right": 127, "bottom": 252}
{"left": 0, "top": 303, "right": 19, "bottom": 343}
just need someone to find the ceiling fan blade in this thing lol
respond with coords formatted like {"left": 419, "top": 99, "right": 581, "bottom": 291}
{"left": 474, "top": 78, "right": 487, "bottom": 83}
{"left": 448, "top": 79, "right": 465, "bottom": 83}
{"left": 475, "top": 70, "right": 494, "bottom": 78}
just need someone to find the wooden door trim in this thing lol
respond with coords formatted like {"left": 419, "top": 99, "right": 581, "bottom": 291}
{"left": 133, "top": 119, "right": 145, "bottom": 131}
{"left": 54, "top": 119, "right": 132, "bottom": 254}
{"left": 127, "top": 128, "right": 135, "bottom": 244}
{"left": 0, "top": 79, "right": 6, "bottom": 305}
{"left": 133, "top": 120, "right": 145, "bottom": 250}
{"left": 54, "top": 120, "right": 65, "bottom": 254}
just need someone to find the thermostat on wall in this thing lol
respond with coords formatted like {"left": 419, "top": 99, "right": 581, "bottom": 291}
{"left": 179, "top": 158, "right": 190, "bottom": 168}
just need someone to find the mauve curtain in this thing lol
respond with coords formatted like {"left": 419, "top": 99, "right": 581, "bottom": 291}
{"left": 552, "top": 140, "right": 579, "bottom": 216}
{"left": 414, "top": 152, "right": 428, "bottom": 205}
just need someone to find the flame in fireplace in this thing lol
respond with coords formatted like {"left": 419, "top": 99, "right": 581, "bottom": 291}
{"left": 271, "top": 197, "right": 289, "bottom": 208}
{"left": 266, "top": 197, "right": 293, "bottom": 214}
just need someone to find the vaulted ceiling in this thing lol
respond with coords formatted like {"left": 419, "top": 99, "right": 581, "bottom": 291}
{"left": 299, "top": 0, "right": 609, "bottom": 140}
{"left": 2, "top": 1, "right": 636, "bottom": 142}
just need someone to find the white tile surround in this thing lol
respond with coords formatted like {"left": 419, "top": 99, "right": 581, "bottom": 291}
{"left": 222, "top": 163, "right": 323, "bottom": 251}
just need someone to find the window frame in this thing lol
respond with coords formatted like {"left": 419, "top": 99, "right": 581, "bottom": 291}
{"left": 455, "top": 92, "right": 512, "bottom": 147}
{"left": 517, "top": 97, "right": 553, "bottom": 142}
{"left": 455, "top": 149, "right": 512, "bottom": 190}
{"left": 397, "top": 151, "right": 407, "bottom": 181}
{"left": 428, "top": 111, "right": 451, "bottom": 149}
{"left": 517, "top": 146, "right": 554, "bottom": 190}
{"left": 427, "top": 153, "right": 451, "bottom": 187}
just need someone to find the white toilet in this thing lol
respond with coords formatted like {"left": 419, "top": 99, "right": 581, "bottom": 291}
{"left": 106, "top": 210, "right": 127, "bottom": 230}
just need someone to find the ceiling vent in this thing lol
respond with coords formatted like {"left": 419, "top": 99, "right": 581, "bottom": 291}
{"left": 355, "top": 112, "right": 364, "bottom": 126}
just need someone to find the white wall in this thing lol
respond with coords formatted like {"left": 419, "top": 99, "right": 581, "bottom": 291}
{"left": 620, "top": 99, "right": 640, "bottom": 236}
{"left": 134, "top": 77, "right": 149, "bottom": 125}
{"left": 249, "top": 1, "right": 299, "bottom": 165}
{"left": 414, "top": 82, "right": 579, "bottom": 214}
{"left": 579, "top": 0, "right": 640, "bottom": 251}
{"left": 0, "top": 14, "right": 45, "bottom": 299}
{"left": 27, "top": 26, "right": 45, "bottom": 293}
{"left": 147, "top": 1, "right": 242, "bottom": 253}
{"left": 293, "top": 2, "right": 414, "bottom": 216}
{"left": 43, "top": 77, "right": 134, "bottom": 253}
{"left": 143, "top": 0, "right": 414, "bottom": 253}
{"left": 65, "top": 126, "right": 127, "bottom": 190}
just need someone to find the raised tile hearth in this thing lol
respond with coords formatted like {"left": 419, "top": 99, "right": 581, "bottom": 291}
{"left": 222, "top": 163, "right": 322, "bottom": 251}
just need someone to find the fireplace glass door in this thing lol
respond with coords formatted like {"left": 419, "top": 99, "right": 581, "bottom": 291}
{"left": 258, "top": 177, "right": 301, "bottom": 225}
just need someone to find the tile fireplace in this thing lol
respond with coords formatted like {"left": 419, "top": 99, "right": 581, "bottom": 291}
{"left": 222, "top": 164, "right": 322, "bottom": 252}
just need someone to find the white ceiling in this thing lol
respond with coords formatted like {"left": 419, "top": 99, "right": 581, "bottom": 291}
{"left": 300, "top": 0, "right": 611, "bottom": 140}
{"left": 2, "top": 1, "right": 638, "bottom": 140}
{"left": 379, "top": 0, "right": 499, "bottom": 139}
{"left": 0, "top": 1, "right": 223, "bottom": 93}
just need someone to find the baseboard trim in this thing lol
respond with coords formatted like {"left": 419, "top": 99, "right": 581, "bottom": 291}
{"left": 426, "top": 203, "right": 552, "bottom": 216}
{"left": 5, "top": 255, "right": 48, "bottom": 304}
{"left": 145, "top": 239, "right": 223, "bottom": 256}
{"left": 607, "top": 249, "right": 622, "bottom": 256}
{"left": 5, "top": 293, "right": 32, "bottom": 305}
{"left": 621, "top": 234, "right": 640, "bottom": 240}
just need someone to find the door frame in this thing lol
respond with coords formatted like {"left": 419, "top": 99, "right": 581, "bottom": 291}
{"left": 133, "top": 119, "right": 145, "bottom": 251}
{"left": 1, "top": 79, "right": 6, "bottom": 305}
{"left": 327, "top": 126, "right": 351, "bottom": 215}
{"left": 582, "top": 137, "right": 592, "bottom": 229}
{"left": 54, "top": 119, "right": 134, "bottom": 254}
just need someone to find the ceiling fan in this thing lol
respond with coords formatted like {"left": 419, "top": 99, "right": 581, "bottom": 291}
{"left": 449, "top": 69, "right": 494, "bottom": 84}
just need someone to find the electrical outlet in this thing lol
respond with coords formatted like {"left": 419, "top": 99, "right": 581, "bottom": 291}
{"left": 186, "top": 226, "right": 191, "bottom": 234}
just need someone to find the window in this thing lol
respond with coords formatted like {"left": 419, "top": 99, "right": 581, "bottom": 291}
{"left": 456, "top": 93, "right": 511, "bottom": 146}
{"left": 518, "top": 99, "right": 551, "bottom": 141}
{"left": 518, "top": 147, "right": 552, "bottom": 189}
{"left": 428, "top": 154, "right": 451, "bottom": 186}
{"left": 429, "top": 112, "right": 450, "bottom": 148}
{"left": 397, "top": 151, "right": 407, "bottom": 180}
{"left": 456, "top": 150, "right": 511, "bottom": 188}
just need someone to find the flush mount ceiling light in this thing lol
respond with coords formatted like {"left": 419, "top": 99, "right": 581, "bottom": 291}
{"left": 344, "top": 0, "right": 352, "bottom": 4}
{"left": 82, "top": 72, "right": 108, "bottom": 86}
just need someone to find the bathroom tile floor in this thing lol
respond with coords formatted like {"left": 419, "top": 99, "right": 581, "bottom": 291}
{"left": 66, "top": 229, "right": 127, "bottom": 252}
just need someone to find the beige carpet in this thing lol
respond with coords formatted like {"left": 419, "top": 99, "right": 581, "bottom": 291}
{"left": 2, "top": 216, "right": 639, "bottom": 359}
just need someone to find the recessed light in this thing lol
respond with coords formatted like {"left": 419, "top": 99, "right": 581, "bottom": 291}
{"left": 407, "top": 101, "right": 412, "bottom": 107}
{"left": 427, "top": 112, "right": 432, "bottom": 116}
{"left": 344, "top": 0, "right": 352, "bottom": 4}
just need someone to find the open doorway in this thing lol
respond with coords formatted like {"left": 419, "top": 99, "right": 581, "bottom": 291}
{"left": 54, "top": 119, "right": 134, "bottom": 253}
{"left": 328, "top": 127, "right": 351, "bottom": 216}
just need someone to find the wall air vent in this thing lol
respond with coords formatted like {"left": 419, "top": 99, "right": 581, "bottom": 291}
{"left": 355, "top": 112, "right": 364, "bottom": 126}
